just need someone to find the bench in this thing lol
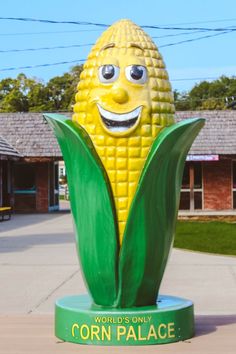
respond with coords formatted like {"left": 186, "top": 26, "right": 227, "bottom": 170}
{"left": 0, "top": 207, "right": 12, "bottom": 221}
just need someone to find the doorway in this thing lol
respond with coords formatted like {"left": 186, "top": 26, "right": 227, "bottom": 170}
{"left": 179, "top": 162, "right": 203, "bottom": 211}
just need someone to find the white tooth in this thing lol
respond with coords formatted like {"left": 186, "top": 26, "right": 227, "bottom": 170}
{"left": 109, "top": 126, "right": 128, "bottom": 132}
{"left": 97, "top": 105, "right": 141, "bottom": 122}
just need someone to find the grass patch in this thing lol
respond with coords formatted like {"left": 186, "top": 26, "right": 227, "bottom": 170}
{"left": 174, "top": 221, "right": 236, "bottom": 256}
{"left": 59, "top": 195, "right": 70, "bottom": 201}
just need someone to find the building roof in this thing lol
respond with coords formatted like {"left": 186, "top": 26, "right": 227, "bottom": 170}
{"left": 0, "top": 110, "right": 236, "bottom": 157}
{"left": 0, "top": 135, "right": 21, "bottom": 158}
{"left": 176, "top": 111, "right": 236, "bottom": 155}
{"left": 0, "top": 113, "right": 62, "bottom": 158}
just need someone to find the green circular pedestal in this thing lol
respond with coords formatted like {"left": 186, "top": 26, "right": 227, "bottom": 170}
{"left": 55, "top": 294, "right": 194, "bottom": 345}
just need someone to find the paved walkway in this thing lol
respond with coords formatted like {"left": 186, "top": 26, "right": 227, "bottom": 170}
{"left": 0, "top": 213, "right": 236, "bottom": 353}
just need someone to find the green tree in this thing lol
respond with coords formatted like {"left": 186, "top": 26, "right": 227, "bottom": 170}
{"left": 0, "top": 64, "right": 83, "bottom": 113}
{"left": 174, "top": 90, "right": 192, "bottom": 110}
{"left": 0, "top": 75, "right": 28, "bottom": 112}
{"left": 174, "top": 76, "right": 236, "bottom": 110}
{"left": 45, "top": 65, "right": 83, "bottom": 111}
{"left": 27, "top": 80, "right": 49, "bottom": 112}
{"left": 0, "top": 73, "right": 48, "bottom": 112}
{"left": 188, "top": 76, "right": 236, "bottom": 110}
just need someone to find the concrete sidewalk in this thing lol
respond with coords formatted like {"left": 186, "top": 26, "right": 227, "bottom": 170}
{"left": 0, "top": 213, "right": 236, "bottom": 353}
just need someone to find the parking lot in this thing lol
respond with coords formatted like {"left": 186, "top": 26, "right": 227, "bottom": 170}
{"left": 0, "top": 213, "right": 236, "bottom": 353}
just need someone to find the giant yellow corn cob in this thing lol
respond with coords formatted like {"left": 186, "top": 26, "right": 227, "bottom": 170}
{"left": 73, "top": 19, "right": 175, "bottom": 243}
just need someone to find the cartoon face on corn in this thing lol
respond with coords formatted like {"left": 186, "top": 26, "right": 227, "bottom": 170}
{"left": 97, "top": 60, "right": 147, "bottom": 134}
{"left": 45, "top": 19, "right": 204, "bottom": 346}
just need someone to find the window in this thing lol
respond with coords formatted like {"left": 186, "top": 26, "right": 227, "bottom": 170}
{"left": 13, "top": 163, "right": 36, "bottom": 211}
{"left": 233, "top": 161, "right": 236, "bottom": 209}
{"left": 13, "top": 164, "right": 36, "bottom": 192}
{"left": 179, "top": 162, "right": 203, "bottom": 210}
{"left": 179, "top": 191, "right": 190, "bottom": 210}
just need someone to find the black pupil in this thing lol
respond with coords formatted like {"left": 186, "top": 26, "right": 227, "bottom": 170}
{"left": 130, "top": 65, "right": 143, "bottom": 80}
{"left": 102, "top": 65, "right": 115, "bottom": 80}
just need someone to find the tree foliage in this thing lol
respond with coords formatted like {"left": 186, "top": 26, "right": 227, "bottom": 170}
{"left": 174, "top": 76, "right": 236, "bottom": 111}
{"left": 0, "top": 70, "right": 236, "bottom": 112}
{"left": 0, "top": 65, "right": 83, "bottom": 113}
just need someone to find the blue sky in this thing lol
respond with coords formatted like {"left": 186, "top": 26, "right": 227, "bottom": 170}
{"left": 0, "top": 0, "right": 236, "bottom": 92}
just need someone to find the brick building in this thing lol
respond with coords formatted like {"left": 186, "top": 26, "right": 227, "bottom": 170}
{"left": 0, "top": 113, "right": 61, "bottom": 212}
{"left": 0, "top": 111, "right": 236, "bottom": 214}
{"left": 176, "top": 111, "right": 236, "bottom": 212}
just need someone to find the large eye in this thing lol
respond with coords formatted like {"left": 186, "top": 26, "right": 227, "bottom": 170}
{"left": 98, "top": 65, "right": 119, "bottom": 83}
{"left": 125, "top": 65, "right": 147, "bottom": 84}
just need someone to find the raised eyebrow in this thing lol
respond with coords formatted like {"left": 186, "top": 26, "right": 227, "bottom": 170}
{"left": 100, "top": 43, "right": 115, "bottom": 51}
{"left": 129, "top": 43, "right": 144, "bottom": 51}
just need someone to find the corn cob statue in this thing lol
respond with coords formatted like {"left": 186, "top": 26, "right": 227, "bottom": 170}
{"left": 45, "top": 19, "right": 204, "bottom": 346}
{"left": 73, "top": 19, "right": 175, "bottom": 243}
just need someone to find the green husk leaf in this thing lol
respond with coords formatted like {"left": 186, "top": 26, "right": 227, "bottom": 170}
{"left": 117, "top": 118, "right": 205, "bottom": 307}
{"left": 44, "top": 114, "right": 119, "bottom": 306}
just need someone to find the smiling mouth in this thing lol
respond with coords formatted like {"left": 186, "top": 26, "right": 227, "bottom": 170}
{"left": 97, "top": 105, "right": 142, "bottom": 133}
